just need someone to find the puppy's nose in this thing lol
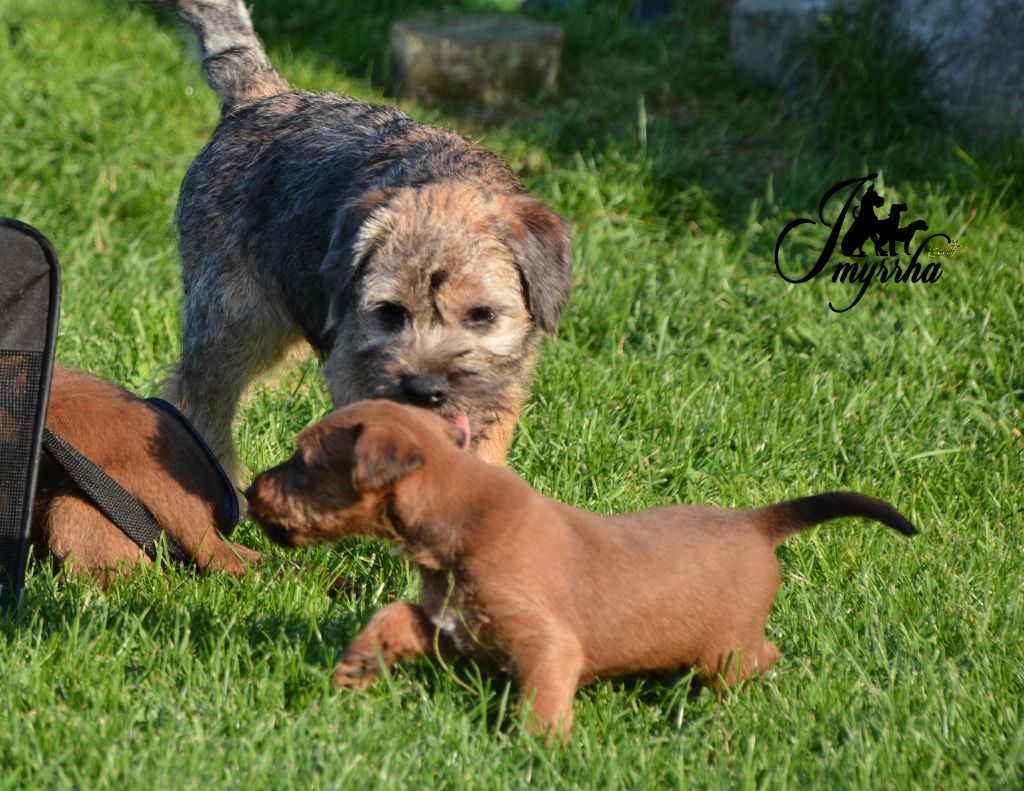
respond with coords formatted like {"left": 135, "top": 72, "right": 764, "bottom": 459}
{"left": 400, "top": 374, "right": 448, "bottom": 407}
{"left": 244, "top": 485, "right": 255, "bottom": 501}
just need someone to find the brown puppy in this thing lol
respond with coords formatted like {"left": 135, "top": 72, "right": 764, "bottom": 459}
{"left": 148, "top": 0, "right": 572, "bottom": 482}
{"left": 33, "top": 364, "right": 259, "bottom": 584}
{"left": 247, "top": 401, "right": 916, "bottom": 739}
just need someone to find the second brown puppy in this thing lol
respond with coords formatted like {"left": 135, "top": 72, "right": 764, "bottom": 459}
{"left": 247, "top": 401, "right": 917, "bottom": 739}
{"left": 32, "top": 364, "right": 259, "bottom": 585}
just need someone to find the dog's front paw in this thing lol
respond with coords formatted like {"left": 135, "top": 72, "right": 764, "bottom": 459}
{"left": 333, "top": 653, "right": 379, "bottom": 690}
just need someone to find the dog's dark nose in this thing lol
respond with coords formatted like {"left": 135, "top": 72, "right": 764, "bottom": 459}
{"left": 400, "top": 374, "right": 448, "bottom": 407}
{"left": 243, "top": 485, "right": 255, "bottom": 501}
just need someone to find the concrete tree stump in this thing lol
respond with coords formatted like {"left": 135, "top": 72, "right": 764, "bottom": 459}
{"left": 389, "top": 15, "right": 564, "bottom": 105}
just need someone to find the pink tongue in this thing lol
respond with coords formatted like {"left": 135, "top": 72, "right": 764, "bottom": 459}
{"left": 446, "top": 411, "right": 472, "bottom": 450}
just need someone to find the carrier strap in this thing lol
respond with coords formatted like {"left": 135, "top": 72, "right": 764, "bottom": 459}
{"left": 41, "top": 428, "right": 192, "bottom": 565}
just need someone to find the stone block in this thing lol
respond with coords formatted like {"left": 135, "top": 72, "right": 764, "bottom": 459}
{"left": 730, "top": 0, "right": 1024, "bottom": 134}
{"left": 893, "top": 0, "right": 1024, "bottom": 134}
{"left": 729, "top": 0, "right": 849, "bottom": 85}
{"left": 389, "top": 15, "right": 564, "bottom": 105}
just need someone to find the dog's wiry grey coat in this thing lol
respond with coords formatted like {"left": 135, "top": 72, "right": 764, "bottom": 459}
{"left": 148, "top": 0, "right": 573, "bottom": 479}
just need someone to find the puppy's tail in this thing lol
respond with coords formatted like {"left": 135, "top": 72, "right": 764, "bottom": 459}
{"left": 755, "top": 492, "right": 917, "bottom": 545}
{"left": 141, "top": 0, "right": 288, "bottom": 114}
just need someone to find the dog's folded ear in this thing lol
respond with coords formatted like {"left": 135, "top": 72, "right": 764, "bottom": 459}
{"left": 350, "top": 421, "right": 425, "bottom": 493}
{"left": 500, "top": 195, "right": 573, "bottom": 334}
{"left": 320, "top": 188, "right": 398, "bottom": 319}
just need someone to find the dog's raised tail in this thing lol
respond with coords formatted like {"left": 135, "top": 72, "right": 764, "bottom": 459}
{"left": 142, "top": 0, "right": 288, "bottom": 114}
{"left": 756, "top": 492, "right": 918, "bottom": 544}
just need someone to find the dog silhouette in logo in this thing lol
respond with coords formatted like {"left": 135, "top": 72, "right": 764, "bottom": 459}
{"left": 841, "top": 185, "right": 886, "bottom": 257}
{"left": 876, "top": 202, "right": 909, "bottom": 255}
{"left": 891, "top": 218, "right": 929, "bottom": 255}
{"left": 876, "top": 203, "right": 928, "bottom": 256}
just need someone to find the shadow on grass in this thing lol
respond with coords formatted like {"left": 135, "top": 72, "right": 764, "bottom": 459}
{"left": 4, "top": 553, "right": 358, "bottom": 656}
{"left": 388, "top": 650, "right": 721, "bottom": 744}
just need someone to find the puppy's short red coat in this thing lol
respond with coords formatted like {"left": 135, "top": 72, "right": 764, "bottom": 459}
{"left": 248, "top": 400, "right": 915, "bottom": 739}
{"left": 32, "top": 365, "right": 259, "bottom": 583}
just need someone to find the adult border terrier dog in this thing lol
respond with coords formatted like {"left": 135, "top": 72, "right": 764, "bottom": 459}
{"left": 149, "top": 0, "right": 572, "bottom": 481}
{"left": 248, "top": 401, "right": 917, "bottom": 740}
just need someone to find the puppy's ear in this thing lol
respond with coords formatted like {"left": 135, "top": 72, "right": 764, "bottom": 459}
{"left": 350, "top": 421, "right": 424, "bottom": 493}
{"left": 320, "top": 188, "right": 398, "bottom": 320}
{"left": 500, "top": 195, "right": 573, "bottom": 334}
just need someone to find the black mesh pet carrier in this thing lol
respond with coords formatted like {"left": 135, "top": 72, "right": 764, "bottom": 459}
{"left": 0, "top": 219, "right": 61, "bottom": 610}
{"left": 1, "top": 219, "right": 244, "bottom": 605}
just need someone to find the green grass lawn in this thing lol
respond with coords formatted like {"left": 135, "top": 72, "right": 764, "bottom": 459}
{"left": 2, "top": 0, "right": 1022, "bottom": 787}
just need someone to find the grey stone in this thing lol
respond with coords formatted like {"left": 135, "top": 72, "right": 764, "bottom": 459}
{"left": 730, "top": 0, "right": 1024, "bottom": 134}
{"left": 729, "top": 0, "right": 852, "bottom": 85}
{"left": 893, "top": 0, "right": 1024, "bottom": 134}
{"left": 389, "top": 15, "right": 564, "bottom": 105}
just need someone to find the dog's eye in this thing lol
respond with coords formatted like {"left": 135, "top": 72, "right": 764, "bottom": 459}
{"left": 465, "top": 306, "right": 497, "bottom": 328}
{"left": 373, "top": 302, "right": 409, "bottom": 331}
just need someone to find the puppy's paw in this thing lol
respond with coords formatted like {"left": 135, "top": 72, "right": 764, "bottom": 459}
{"left": 332, "top": 654, "right": 378, "bottom": 690}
